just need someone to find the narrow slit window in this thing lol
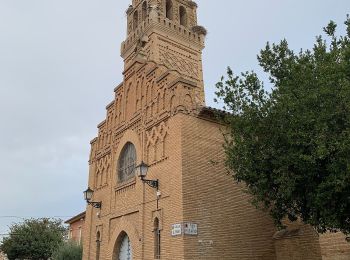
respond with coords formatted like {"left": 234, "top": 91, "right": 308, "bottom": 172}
{"left": 179, "top": 6, "right": 187, "bottom": 26}
{"left": 142, "top": 1, "right": 147, "bottom": 21}
{"left": 154, "top": 218, "right": 161, "bottom": 259}
{"left": 166, "top": 0, "right": 173, "bottom": 20}
{"left": 96, "top": 232, "right": 101, "bottom": 260}
{"left": 133, "top": 11, "right": 139, "bottom": 30}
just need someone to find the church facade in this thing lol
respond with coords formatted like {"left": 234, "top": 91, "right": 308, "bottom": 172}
{"left": 82, "top": 1, "right": 350, "bottom": 259}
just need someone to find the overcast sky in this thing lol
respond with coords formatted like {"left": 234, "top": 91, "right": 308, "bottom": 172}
{"left": 0, "top": 0, "right": 348, "bottom": 235}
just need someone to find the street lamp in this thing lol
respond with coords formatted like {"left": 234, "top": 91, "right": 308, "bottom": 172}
{"left": 83, "top": 187, "right": 102, "bottom": 209}
{"left": 135, "top": 161, "right": 159, "bottom": 189}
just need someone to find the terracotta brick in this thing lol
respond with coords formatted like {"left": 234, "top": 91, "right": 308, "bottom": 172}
{"left": 65, "top": 211, "right": 85, "bottom": 245}
{"left": 81, "top": 1, "right": 350, "bottom": 259}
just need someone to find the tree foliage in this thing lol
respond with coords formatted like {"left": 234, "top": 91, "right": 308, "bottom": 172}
{"left": 215, "top": 16, "right": 350, "bottom": 234}
{"left": 52, "top": 241, "right": 82, "bottom": 260}
{"left": 0, "top": 218, "right": 66, "bottom": 260}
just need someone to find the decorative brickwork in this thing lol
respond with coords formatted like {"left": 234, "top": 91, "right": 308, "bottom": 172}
{"left": 146, "top": 121, "right": 168, "bottom": 163}
{"left": 95, "top": 154, "right": 112, "bottom": 190}
{"left": 82, "top": 1, "right": 350, "bottom": 259}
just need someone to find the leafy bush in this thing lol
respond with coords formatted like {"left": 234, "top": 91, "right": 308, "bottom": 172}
{"left": 52, "top": 241, "right": 82, "bottom": 260}
{"left": 215, "top": 17, "right": 350, "bottom": 234}
{"left": 0, "top": 218, "right": 66, "bottom": 260}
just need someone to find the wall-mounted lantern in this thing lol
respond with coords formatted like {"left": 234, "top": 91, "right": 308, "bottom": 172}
{"left": 135, "top": 161, "right": 159, "bottom": 189}
{"left": 83, "top": 187, "right": 102, "bottom": 209}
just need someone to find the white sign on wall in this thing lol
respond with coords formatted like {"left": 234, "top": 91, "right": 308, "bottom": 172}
{"left": 171, "top": 224, "right": 182, "bottom": 236}
{"left": 184, "top": 222, "right": 198, "bottom": 235}
{"left": 171, "top": 222, "right": 198, "bottom": 237}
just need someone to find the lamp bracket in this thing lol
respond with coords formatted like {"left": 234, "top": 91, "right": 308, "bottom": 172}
{"left": 87, "top": 201, "right": 102, "bottom": 209}
{"left": 141, "top": 178, "right": 159, "bottom": 189}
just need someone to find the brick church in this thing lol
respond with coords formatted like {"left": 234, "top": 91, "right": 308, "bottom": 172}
{"left": 82, "top": 0, "right": 350, "bottom": 259}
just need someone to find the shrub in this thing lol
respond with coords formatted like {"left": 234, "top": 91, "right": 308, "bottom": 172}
{"left": 52, "top": 241, "right": 82, "bottom": 260}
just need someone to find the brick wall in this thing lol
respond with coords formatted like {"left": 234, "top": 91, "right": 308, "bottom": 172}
{"left": 80, "top": 0, "right": 350, "bottom": 258}
{"left": 181, "top": 114, "right": 277, "bottom": 260}
{"left": 66, "top": 214, "right": 85, "bottom": 245}
{"left": 319, "top": 232, "right": 350, "bottom": 260}
{"left": 83, "top": 115, "right": 187, "bottom": 260}
{"left": 82, "top": 93, "right": 350, "bottom": 260}
{"left": 274, "top": 223, "right": 322, "bottom": 260}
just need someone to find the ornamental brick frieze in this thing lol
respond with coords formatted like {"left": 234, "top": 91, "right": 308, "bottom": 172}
{"left": 157, "top": 38, "right": 200, "bottom": 81}
{"left": 159, "top": 50, "right": 199, "bottom": 79}
{"left": 145, "top": 121, "right": 169, "bottom": 164}
{"left": 129, "top": 117, "right": 142, "bottom": 135}
{"left": 136, "top": 62, "right": 148, "bottom": 77}
{"left": 168, "top": 80, "right": 204, "bottom": 115}
{"left": 96, "top": 146, "right": 112, "bottom": 160}
{"left": 124, "top": 54, "right": 135, "bottom": 68}
{"left": 91, "top": 123, "right": 114, "bottom": 161}
{"left": 89, "top": 137, "right": 98, "bottom": 163}
{"left": 123, "top": 64, "right": 137, "bottom": 81}
{"left": 121, "top": 13, "right": 204, "bottom": 61}
{"left": 125, "top": 81, "right": 136, "bottom": 120}
{"left": 144, "top": 91, "right": 169, "bottom": 124}
{"left": 145, "top": 64, "right": 158, "bottom": 79}
{"left": 106, "top": 102, "right": 115, "bottom": 128}
{"left": 114, "top": 117, "right": 142, "bottom": 147}
{"left": 91, "top": 60, "right": 204, "bottom": 162}
{"left": 96, "top": 127, "right": 112, "bottom": 152}
{"left": 114, "top": 92, "right": 124, "bottom": 127}
{"left": 157, "top": 36, "right": 200, "bottom": 57}
{"left": 144, "top": 45, "right": 151, "bottom": 60}
{"left": 94, "top": 153, "right": 112, "bottom": 190}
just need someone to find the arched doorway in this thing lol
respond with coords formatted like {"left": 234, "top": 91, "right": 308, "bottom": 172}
{"left": 116, "top": 233, "right": 133, "bottom": 260}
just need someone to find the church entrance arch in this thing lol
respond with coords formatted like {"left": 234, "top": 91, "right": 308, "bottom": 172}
{"left": 114, "top": 232, "right": 133, "bottom": 260}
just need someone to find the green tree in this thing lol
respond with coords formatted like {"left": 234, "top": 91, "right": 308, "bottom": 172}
{"left": 0, "top": 218, "right": 66, "bottom": 260}
{"left": 215, "top": 17, "right": 350, "bottom": 235}
{"left": 52, "top": 241, "right": 82, "bottom": 260}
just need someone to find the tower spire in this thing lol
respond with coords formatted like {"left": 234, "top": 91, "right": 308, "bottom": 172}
{"left": 121, "top": 0, "right": 207, "bottom": 85}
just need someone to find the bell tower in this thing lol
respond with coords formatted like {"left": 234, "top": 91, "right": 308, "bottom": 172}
{"left": 83, "top": 2, "right": 285, "bottom": 260}
{"left": 121, "top": 0, "right": 207, "bottom": 87}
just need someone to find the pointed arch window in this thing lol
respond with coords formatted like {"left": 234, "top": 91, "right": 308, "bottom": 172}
{"left": 166, "top": 0, "right": 173, "bottom": 20}
{"left": 179, "top": 6, "right": 187, "bottom": 26}
{"left": 118, "top": 233, "right": 132, "bottom": 260}
{"left": 142, "top": 1, "right": 147, "bottom": 21}
{"left": 118, "top": 142, "right": 137, "bottom": 183}
{"left": 96, "top": 232, "right": 101, "bottom": 260}
{"left": 154, "top": 218, "right": 161, "bottom": 259}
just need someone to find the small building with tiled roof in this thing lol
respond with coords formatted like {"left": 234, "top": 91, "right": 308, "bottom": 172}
{"left": 65, "top": 211, "right": 85, "bottom": 245}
